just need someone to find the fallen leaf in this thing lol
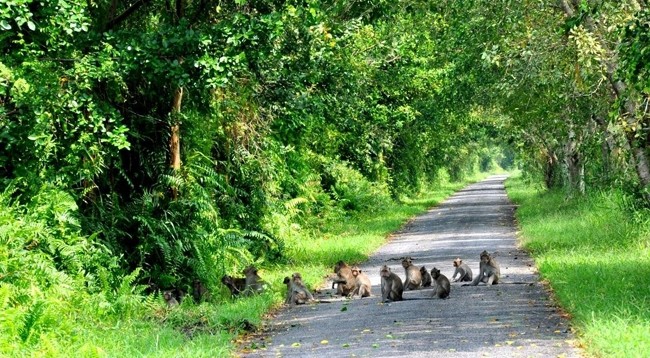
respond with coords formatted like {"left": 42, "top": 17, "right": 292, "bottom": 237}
{"left": 320, "top": 340, "right": 329, "bottom": 345}
{"left": 372, "top": 344, "right": 379, "bottom": 348}
{"left": 342, "top": 343, "right": 350, "bottom": 348}
{"left": 291, "top": 342, "right": 301, "bottom": 347}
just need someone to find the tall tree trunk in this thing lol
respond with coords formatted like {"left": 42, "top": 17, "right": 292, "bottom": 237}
{"left": 563, "top": 128, "right": 585, "bottom": 194}
{"left": 170, "top": 86, "right": 183, "bottom": 199}
{"left": 544, "top": 150, "right": 560, "bottom": 189}
{"left": 169, "top": 0, "right": 185, "bottom": 199}
{"left": 558, "top": 0, "right": 650, "bottom": 190}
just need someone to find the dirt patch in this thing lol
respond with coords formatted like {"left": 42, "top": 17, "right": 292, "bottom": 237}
{"left": 238, "top": 175, "right": 583, "bottom": 357}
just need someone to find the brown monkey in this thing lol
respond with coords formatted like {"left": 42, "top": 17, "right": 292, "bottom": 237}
{"left": 243, "top": 265, "right": 265, "bottom": 295}
{"left": 430, "top": 267, "right": 450, "bottom": 299}
{"left": 284, "top": 272, "right": 314, "bottom": 305}
{"left": 380, "top": 265, "right": 403, "bottom": 303}
{"left": 401, "top": 257, "right": 422, "bottom": 290}
{"left": 464, "top": 250, "right": 500, "bottom": 286}
{"left": 451, "top": 258, "right": 473, "bottom": 282}
{"left": 420, "top": 266, "right": 433, "bottom": 287}
{"left": 350, "top": 266, "right": 372, "bottom": 298}
{"left": 163, "top": 290, "right": 179, "bottom": 307}
{"left": 332, "top": 260, "right": 356, "bottom": 296}
{"left": 221, "top": 275, "right": 246, "bottom": 297}
{"left": 192, "top": 279, "right": 210, "bottom": 302}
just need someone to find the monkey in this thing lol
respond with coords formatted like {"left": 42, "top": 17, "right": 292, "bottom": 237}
{"left": 331, "top": 260, "right": 356, "bottom": 296}
{"left": 451, "top": 258, "right": 473, "bottom": 282}
{"left": 221, "top": 275, "right": 246, "bottom": 297}
{"left": 380, "top": 265, "right": 403, "bottom": 303}
{"left": 430, "top": 267, "right": 451, "bottom": 299}
{"left": 243, "top": 265, "right": 265, "bottom": 295}
{"left": 464, "top": 250, "right": 500, "bottom": 286}
{"left": 163, "top": 290, "right": 179, "bottom": 307}
{"left": 283, "top": 277, "right": 292, "bottom": 299}
{"left": 401, "top": 257, "right": 422, "bottom": 290}
{"left": 192, "top": 279, "right": 210, "bottom": 302}
{"left": 284, "top": 272, "right": 314, "bottom": 305}
{"left": 420, "top": 266, "right": 433, "bottom": 287}
{"left": 350, "top": 266, "right": 372, "bottom": 298}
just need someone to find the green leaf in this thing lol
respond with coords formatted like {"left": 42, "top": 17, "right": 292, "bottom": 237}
{"left": 0, "top": 20, "right": 11, "bottom": 30}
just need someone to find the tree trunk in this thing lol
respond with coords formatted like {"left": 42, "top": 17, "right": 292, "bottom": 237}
{"left": 558, "top": 0, "right": 650, "bottom": 189}
{"left": 563, "top": 128, "right": 585, "bottom": 194}
{"left": 544, "top": 150, "right": 560, "bottom": 189}
{"left": 170, "top": 86, "right": 183, "bottom": 198}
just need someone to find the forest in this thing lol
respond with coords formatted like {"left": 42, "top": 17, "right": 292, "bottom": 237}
{"left": 1, "top": 0, "right": 649, "bottom": 356}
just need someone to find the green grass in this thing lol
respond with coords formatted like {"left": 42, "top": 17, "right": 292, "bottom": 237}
{"left": 505, "top": 175, "right": 650, "bottom": 358}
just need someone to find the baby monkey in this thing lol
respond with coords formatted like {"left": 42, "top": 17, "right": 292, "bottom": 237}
{"left": 420, "top": 266, "right": 433, "bottom": 287}
{"left": 451, "top": 258, "right": 473, "bottom": 282}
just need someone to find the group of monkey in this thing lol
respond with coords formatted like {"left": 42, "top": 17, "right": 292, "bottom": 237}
{"left": 284, "top": 250, "right": 501, "bottom": 305}
{"left": 165, "top": 250, "right": 500, "bottom": 307}
{"left": 164, "top": 265, "right": 265, "bottom": 307}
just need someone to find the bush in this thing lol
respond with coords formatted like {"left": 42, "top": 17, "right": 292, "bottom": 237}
{"left": 323, "top": 160, "right": 392, "bottom": 213}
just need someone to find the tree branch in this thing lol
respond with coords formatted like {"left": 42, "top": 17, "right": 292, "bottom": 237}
{"left": 105, "top": 0, "right": 153, "bottom": 31}
{"left": 558, "top": 0, "right": 574, "bottom": 17}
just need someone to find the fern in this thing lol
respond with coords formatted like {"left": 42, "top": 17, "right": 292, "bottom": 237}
{"left": 18, "top": 300, "right": 45, "bottom": 343}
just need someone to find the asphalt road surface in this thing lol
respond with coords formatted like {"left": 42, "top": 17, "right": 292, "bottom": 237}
{"left": 238, "top": 175, "right": 583, "bottom": 357}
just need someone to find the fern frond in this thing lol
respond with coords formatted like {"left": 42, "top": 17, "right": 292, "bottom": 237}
{"left": 18, "top": 300, "right": 45, "bottom": 343}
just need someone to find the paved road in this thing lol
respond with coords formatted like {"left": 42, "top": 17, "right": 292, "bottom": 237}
{"left": 238, "top": 175, "right": 582, "bottom": 357}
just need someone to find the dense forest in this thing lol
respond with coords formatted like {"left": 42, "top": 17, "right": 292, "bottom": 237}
{"left": 1, "top": 0, "right": 649, "bottom": 356}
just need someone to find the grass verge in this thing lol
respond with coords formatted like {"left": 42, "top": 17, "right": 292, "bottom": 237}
{"left": 505, "top": 175, "right": 650, "bottom": 358}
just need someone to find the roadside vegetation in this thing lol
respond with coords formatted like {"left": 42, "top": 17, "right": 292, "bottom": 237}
{"left": 0, "top": 168, "right": 492, "bottom": 356}
{"left": 506, "top": 175, "right": 650, "bottom": 358}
